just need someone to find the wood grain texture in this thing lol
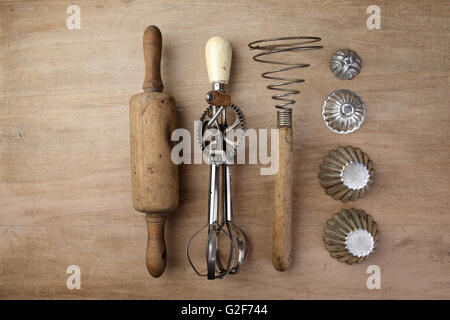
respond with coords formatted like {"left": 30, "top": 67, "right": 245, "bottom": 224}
{"left": 145, "top": 213, "right": 167, "bottom": 278}
{"left": 273, "top": 127, "right": 293, "bottom": 271}
{"left": 0, "top": 0, "right": 449, "bottom": 299}
{"left": 129, "top": 92, "right": 178, "bottom": 213}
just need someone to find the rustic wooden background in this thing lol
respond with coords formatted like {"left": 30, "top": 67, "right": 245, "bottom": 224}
{"left": 1, "top": 0, "right": 449, "bottom": 299}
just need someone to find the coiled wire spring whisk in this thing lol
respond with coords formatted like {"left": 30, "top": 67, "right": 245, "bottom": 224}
{"left": 248, "top": 37, "right": 323, "bottom": 126}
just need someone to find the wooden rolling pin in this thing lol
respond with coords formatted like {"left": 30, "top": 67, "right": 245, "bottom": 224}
{"left": 129, "top": 25, "right": 178, "bottom": 278}
{"left": 273, "top": 113, "right": 293, "bottom": 271}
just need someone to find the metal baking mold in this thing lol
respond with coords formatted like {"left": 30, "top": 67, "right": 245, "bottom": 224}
{"left": 322, "top": 89, "right": 365, "bottom": 134}
{"left": 330, "top": 49, "right": 361, "bottom": 80}
{"left": 323, "top": 208, "right": 379, "bottom": 264}
{"left": 319, "top": 146, "right": 374, "bottom": 202}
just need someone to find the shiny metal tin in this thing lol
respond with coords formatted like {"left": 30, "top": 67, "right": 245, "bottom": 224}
{"left": 322, "top": 89, "right": 365, "bottom": 134}
{"left": 323, "top": 208, "right": 378, "bottom": 264}
{"left": 319, "top": 146, "right": 374, "bottom": 202}
{"left": 330, "top": 49, "right": 361, "bottom": 80}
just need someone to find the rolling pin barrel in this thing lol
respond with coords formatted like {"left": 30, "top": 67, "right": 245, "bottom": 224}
{"left": 129, "top": 25, "right": 178, "bottom": 278}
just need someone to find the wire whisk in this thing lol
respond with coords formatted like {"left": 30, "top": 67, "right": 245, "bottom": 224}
{"left": 248, "top": 37, "right": 323, "bottom": 126}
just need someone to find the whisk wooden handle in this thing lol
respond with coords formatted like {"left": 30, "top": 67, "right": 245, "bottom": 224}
{"left": 145, "top": 213, "right": 167, "bottom": 278}
{"left": 205, "top": 36, "right": 232, "bottom": 84}
{"left": 273, "top": 127, "right": 293, "bottom": 271}
{"left": 143, "top": 25, "right": 163, "bottom": 91}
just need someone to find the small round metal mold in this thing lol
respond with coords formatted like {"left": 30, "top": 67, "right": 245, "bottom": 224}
{"left": 323, "top": 208, "right": 379, "bottom": 265}
{"left": 319, "top": 146, "right": 374, "bottom": 202}
{"left": 330, "top": 49, "right": 361, "bottom": 80}
{"left": 322, "top": 89, "right": 365, "bottom": 134}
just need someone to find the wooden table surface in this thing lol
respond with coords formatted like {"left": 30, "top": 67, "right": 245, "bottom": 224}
{"left": 1, "top": 0, "right": 449, "bottom": 299}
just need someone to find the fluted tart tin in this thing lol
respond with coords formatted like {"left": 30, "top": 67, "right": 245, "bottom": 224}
{"left": 319, "top": 146, "right": 374, "bottom": 202}
{"left": 322, "top": 89, "right": 366, "bottom": 134}
{"left": 330, "top": 49, "right": 361, "bottom": 80}
{"left": 323, "top": 208, "right": 378, "bottom": 264}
